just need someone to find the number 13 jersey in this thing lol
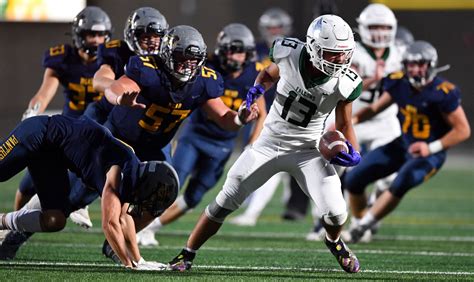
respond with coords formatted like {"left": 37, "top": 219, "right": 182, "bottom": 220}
{"left": 261, "top": 38, "right": 362, "bottom": 150}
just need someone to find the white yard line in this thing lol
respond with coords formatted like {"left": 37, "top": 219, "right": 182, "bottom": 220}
{"left": 25, "top": 242, "right": 474, "bottom": 257}
{"left": 0, "top": 261, "right": 472, "bottom": 276}
{"left": 64, "top": 227, "right": 474, "bottom": 242}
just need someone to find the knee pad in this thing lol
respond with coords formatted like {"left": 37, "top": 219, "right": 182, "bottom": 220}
{"left": 205, "top": 200, "right": 234, "bottom": 224}
{"left": 322, "top": 211, "right": 348, "bottom": 227}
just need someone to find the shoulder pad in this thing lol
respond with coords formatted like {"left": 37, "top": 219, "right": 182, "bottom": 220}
{"left": 125, "top": 55, "right": 160, "bottom": 86}
{"left": 389, "top": 71, "right": 404, "bottom": 80}
{"left": 201, "top": 65, "right": 224, "bottom": 99}
{"left": 255, "top": 61, "right": 265, "bottom": 71}
{"left": 42, "top": 44, "right": 73, "bottom": 69}
{"left": 270, "top": 37, "right": 303, "bottom": 62}
{"left": 105, "top": 39, "right": 123, "bottom": 49}
{"left": 436, "top": 80, "right": 457, "bottom": 95}
{"left": 339, "top": 68, "right": 363, "bottom": 100}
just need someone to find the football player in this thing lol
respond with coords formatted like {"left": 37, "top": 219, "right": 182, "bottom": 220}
{"left": 168, "top": 15, "right": 362, "bottom": 273}
{"left": 230, "top": 7, "right": 308, "bottom": 226}
{"left": 307, "top": 3, "right": 403, "bottom": 241}
{"left": 0, "top": 115, "right": 178, "bottom": 270}
{"left": 135, "top": 23, "right": 267, "bottom": 246}
{"left": 86, "top": 7, "right": 168, "bottom": 124}
{"left": 343, "top": 41, "right": 471, "bottom": 243}
{"left": 15, "top": 6, "right": 112, "bottom": 229}
{"left": 98, "top": 25, "right": 259, "bottom": 259}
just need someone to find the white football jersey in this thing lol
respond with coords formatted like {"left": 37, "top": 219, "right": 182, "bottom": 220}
{"left": 350, "top": 42, "right": 402, "bottom": 148}
{"left": 260, "top": 38, "right": 362, "bottom": 150}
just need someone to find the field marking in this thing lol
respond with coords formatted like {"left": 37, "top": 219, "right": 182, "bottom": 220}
{"left": 25, "top": 242, "right": 474, "bottom": 257}
{"left": 63, "top": 227, "right": 474, "bottom": 242}
{"left": 0, "top": 261, "right": 472, "bottom": 276}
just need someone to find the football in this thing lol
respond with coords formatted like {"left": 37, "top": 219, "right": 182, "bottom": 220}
{"left": 318, "top": 130, "right": 349, "bottom": 161}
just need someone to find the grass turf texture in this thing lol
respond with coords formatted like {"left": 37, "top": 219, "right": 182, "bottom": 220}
{"left": 0, "top": 167, "right": 473, "bottom": 280}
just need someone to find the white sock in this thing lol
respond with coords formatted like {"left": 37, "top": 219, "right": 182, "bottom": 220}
{"left": 3, "top": 209, "right": 43, "bottom": 232}
{"left": 146, "top": 218, "right": 163, "bottom": 233}
{"left": 184, "top": 247, "right": 196, "bottom": 253}
{"left": 359, "top": 211, "right": 377, "bottom": 230}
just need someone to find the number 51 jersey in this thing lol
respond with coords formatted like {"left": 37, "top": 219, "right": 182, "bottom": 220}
{"left": 261, "top": 38, "right": 362, "bottom": 150}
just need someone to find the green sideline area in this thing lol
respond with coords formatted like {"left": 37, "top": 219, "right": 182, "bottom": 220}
{"left": 0, "top": 167, "right": 473, "bottom": 280}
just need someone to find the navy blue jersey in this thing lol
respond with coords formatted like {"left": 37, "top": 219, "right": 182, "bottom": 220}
{"left": 85, "top": 40, "right": 135, "bottom": 124}
{"left": 0, "top": 115, "right": 141, "bottom": 205}
{"left": 97, "top": 39, "right": 135, "bottom": 78}
{"left": 106, "top": 55, "right": 224, "bottom": 150}
{"left": 44, "top": 115, "right": 140, "bottom": 201}
{"left": 383, "top": 72, "right": 461, "bottom": 145}
{"left": 256, "top": 41, "right": 271, "bottom": 64}
{"left": 43, "top": 44, "right": 102, "bottom": 118}
{"left": 186, "top": 58, "right": 263, "bottom": 140}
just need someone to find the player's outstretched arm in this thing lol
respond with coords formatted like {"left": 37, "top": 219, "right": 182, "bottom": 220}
{"left": 93, "top": 64, "right": 116, "bottom": 93}
{"left": 247, "top": 96, "right": 267, "bottom": 144}
{"left": 104, "top": 75, "right": 145, "bottom": 109}
{"left": 101, "top": 165, "right": 134, "bottom": 268}
{"left": 352, "top": 91, "right": 393, "bottom": 125}
{"left": 22, "top": 68, "right": 60, "bottom": 120}
{"left": 202, "top": 97, "right": 259, "bottom": 131}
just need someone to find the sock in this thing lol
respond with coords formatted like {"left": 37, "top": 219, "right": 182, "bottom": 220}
{"left": 359, "top": 211, "right": 377, "bottom": 230}
{"left": 325, "top": 233, "right": 340, "bottom": 243}
{"left": 184, "top": 247, "right": 196, "bottom": 253}
{"left": 3, "top": 209, "right": 43, "bottom": 232}
{"left": 147, "top": 218, "right": 163, "bottom": 233}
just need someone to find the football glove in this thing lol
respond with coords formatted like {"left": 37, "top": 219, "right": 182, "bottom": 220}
{"left": 245, "top": 84, "right": 265, "bottom": 109}
{"left": 21, "top": 103, "right": 41, "bottom": 121}
{"left": 133, "top": 257, "right": 168, "bottom": 271}
{"left": 330, "top": 141, "right": 361, "bottom": 167}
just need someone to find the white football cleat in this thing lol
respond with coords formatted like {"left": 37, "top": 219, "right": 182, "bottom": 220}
{"left": 69, "top": 206, "right": 93, "bottom": 229}
{"left": 305, "top": 229, "right": 326, "bottom": 241}
{"left": 228, "top": 215, "right": 257, "bottom": 226}
{"left": 137, "top": 230, "right": 159, "bottom": 247}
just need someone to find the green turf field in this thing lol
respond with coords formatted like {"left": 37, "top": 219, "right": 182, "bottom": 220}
{"left": 1, "top": 167, "right": 473, "bottom": 280}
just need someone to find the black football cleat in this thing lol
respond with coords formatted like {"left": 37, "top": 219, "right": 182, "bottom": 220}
{"left": 102, "top": 239, "right": 122, "bottom": 264}
{"left": 325, "top": 236, "right": 360, "bottom": 273}
{"left": 0, "top": 231, "right": 32, "bottom": 260}
{"left": 167, "top": 249, "right": 195, "bottom": 271}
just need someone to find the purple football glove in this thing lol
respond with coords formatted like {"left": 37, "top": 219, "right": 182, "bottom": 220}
{"left": 330, "top": 141, "right": 361, "bottom": 167}
{"left": 246, "top": 84, "right": 265, "bottom": 109}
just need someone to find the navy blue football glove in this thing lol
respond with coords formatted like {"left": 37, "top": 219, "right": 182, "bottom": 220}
{"left": 246, "top": 84, "right": 265, "bottom": 109}
{"left": 330, "top": 141, "right": 361, "bottom": 167}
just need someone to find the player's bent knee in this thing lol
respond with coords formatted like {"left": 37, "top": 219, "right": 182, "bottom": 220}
{"left": 205, "top": 200, "right": 234, "bottom": 223}
{"left": 41, "top": 210, "right": 67, "bottom": 232}
{"left": 323, "top": 211, "right": 348, "bottom": 227}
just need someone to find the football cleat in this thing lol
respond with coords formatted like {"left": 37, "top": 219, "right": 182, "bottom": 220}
{"left": 341, "top": 226, "right": 373, "bottom": 243}
{"left": 325, "top": 237, "right": 360, "bottom": 273}
{"left": 69, "top": 206, "right": 93, "bottom": 229}
{"left": 102, "top": 240, "right": 122, "bottom": 264}
{"left": 167, "top": 249, "right": 195, "bottom": 271}
{"left": 0, "top": 231, "right": 32, "bottom": 260}
{"left": 136, "top": 229, "right": 159, "bottom": 247}
{"left": 305, "top": 221, "right": 326, "bottom": 241}
{"left": 228, "top": 215, "right": 257, "bottom": 226}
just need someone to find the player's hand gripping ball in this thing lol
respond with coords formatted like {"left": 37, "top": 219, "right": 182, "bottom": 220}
{"left": 318, "top": 130, "right": 348, "bottom": 161}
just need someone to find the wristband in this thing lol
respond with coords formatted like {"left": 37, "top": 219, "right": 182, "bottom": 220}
{"left": 428, "top": 140, "right": 443, "bottom": 154}
{"left": 115, "top": 95, "right": 121, "bottom": 106}
{"left": 234, "top": 114, "right": 243, "bottom": 126}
